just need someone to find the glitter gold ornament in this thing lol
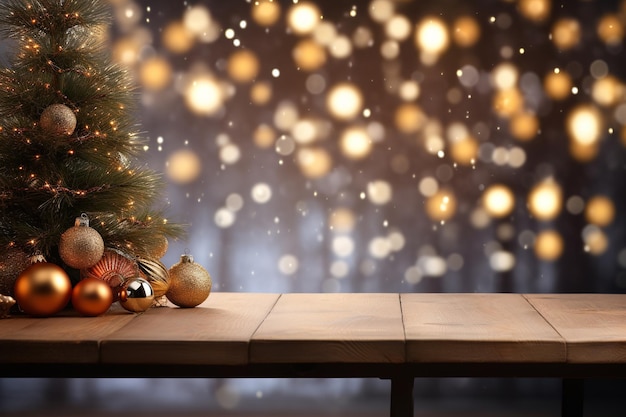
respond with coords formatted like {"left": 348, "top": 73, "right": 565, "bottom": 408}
{"left": 166, "top": 254, "right": 211, "bottom": 308}
{"left": 71, "top": 277, "right": 113, "bottom": 316}
{"left": 59, "top": 214, "right": 105, "bottom": 270}
{"left": 151, "top": 234, "right": 169, "bottom": 259}
{"left": 14, "top": 262, "right": 72, "bottom": 316}
{"left": 39, "top": 103, "right": 77, "bottom": 136}
{"left": 0, "top": 248, "right": 31, "bottom": 298}
{"left": 119, "top": 277, "right": 154, "bottom": 313}
{"left": 83, "top": 249, "right": 138, "bottom": 294}
{"left": 137, "top": 257, "right": 169, "bottom": 298}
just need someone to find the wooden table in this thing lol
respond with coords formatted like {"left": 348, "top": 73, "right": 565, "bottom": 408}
{"left": 2, "top": 293, "right": 626, "bottom": 417}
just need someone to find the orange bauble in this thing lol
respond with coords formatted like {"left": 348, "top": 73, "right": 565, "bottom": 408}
{"left": 71, "top": 277, "right": 113, "bottom": 316}
{"left": 14, "top": 262, "right": 71, "bottom": 316}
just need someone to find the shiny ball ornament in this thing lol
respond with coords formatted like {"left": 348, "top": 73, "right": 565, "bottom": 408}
{"left": 71, "top": 278, "right": 113, "bottom": 316}
{"left": 14, "top": 262, "right": 71, "bottom": 316}
{"left": 167, "top": 254, "right": 212, "bottom": 308}
{"left": 137, "top": 258, "right": 170, "bottom": 298}
{"left": 59, "top": 214, "right": 105, "bottom": 270}
{"left": 119, "top": 277, "right": 154, "bottom": 313}
{"left": 40, "top": 104, "right": 77, "bottom": 136}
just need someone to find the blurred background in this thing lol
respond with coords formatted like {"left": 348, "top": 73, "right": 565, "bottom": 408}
{"left": 2, "top": 0, "right": 626, "bottom": 415}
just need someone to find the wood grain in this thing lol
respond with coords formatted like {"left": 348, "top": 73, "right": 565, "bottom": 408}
{"left": 0, "top": 306, "right": 134, "bottom": 363}
{"left": 250, "top": 293, "right": 405, "bottom": 363}
{"left": 402, "top": 293, "right": 565, "bottom": 363}
{"left": 101, "top": 292, "right": 279, "bottom": 365}
{"left": 525, "top": 294, "right": 626, "bottom": 363}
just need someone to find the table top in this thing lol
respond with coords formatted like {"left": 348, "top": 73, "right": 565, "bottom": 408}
{"left": 1, "top": 292, "right": 625, "bottom": 370}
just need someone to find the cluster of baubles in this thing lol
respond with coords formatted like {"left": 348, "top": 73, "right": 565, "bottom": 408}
{"left": 8, "top": 218, "right": 212, "bottom": 317}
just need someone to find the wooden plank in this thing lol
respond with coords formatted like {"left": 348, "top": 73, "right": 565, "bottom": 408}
{"left": 525, "top": 294, "right": 626, "bottom": 363}
{"left": 101, "top": 292, "right": 279, "bottom": 365}
{"left": 402, "top": 293, "right": 565, "bottom": 363}
{"left": 250, "top": 293, "right": 405, "bottom": 363}
{"left": 0, "top": 305, "right": 135, "bottom": 364}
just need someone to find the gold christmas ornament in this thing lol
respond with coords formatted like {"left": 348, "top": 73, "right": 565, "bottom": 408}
{"left": 83, "top": 249, "right": 138, "bottom": 294}
{"left": 151, "top": 234, "right": 169, "bottom": 259}
{"left": 14, "top": 262, "right": 72, "bottom": 316}
{"left": 71, "top": 277, "right": 113, "bottom": 316}
{"left": 0, "top": 248, "right": 31, "bottom": 298}
{"left": 137, "top": 257, "right": 170, "bottom": 298}
{"left": 39, "top": 103, "right": 77, "bottom": 136}
{"left": 166, "top": 254, "right": 211, "bottom": 308}
{"left": 59, "top": 214, "right": 105, "bottom": 270}
{"left": 0, "top": 294, "right": 16, "bottom": 318}
{"left": 119, "top": 277, "right": 154, "bottom": 313}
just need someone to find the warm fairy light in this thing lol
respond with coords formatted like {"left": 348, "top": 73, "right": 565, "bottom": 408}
{"left": 449, "top": 135, "right": 478, "bottom": 166}
{"left": 367, "top": 180, "right": 393, "bottom": 205}
{"left": 585, "top": 195, "right": 615, "bottom": 227}
{"left": 251, "top": 0, "right": 281, "bottom": 27}
{"left": 426, "top": 190, "right": 457, "bottom": 221}
{"left": 296, "top": 147, "right": 332, "bottom": 178}
{"left": 340, "top": 126, "right": 373, "bottom": 159}
{"left": 227, "top": 49, "right": 260, "bottom": 83}
{"left": 253, "top": 124, "right": 276, "bottom": 148}
{"left": 112, "top": 38, "right": 141, "bottom": 65}
{"left": 163, "top": 21, "right": 195, "bottom": 54}
{"left": 528, "top": 179, "right": 562, "bottom": 221}
{"left": 510, "top": 111, "right": 539, "bottom": 141}
{"left": 326, "top": 83, "right": 363, "bottom": 120}
{"left": 415, "top": 17, "right": 449, "bottom": 64}
{"left": 551, "top": 18, "right": 581, "bottom": 50}
{"left": 293, "top": 39, "right": 327, "bottom": 71}
{"left": 185, "top": 76, "right": 224, "bottom": 116}
{"left": 544, "top": 70, "right": 572, "bottom": 100}
{"left": 482, "top": 184, "right": 515, "bottom": 218}
{"left": 597, "top": 14, "right": 624, "bottom": 45}
{"left": 518, "top": 0, "right": 551, "bottom": 23}
{"left": 452, "top": 16, "right": 480, "bottom": 47}
{"left": 394, "top": 103, "right": 426, "bottom": 134}
{"left": 591, "top": 76, "right": 622, "bottom": 107}
{"left": 139, "top": 56, "right": 172, "bottom": 91}
{"left": 385, "top": 15, "right": 412, "bottom": 41}
{"left": 183, "top": 5, "right": 212, "bottom": 36}
{"left": 566, "top": 105, "right": 602, "bottom": 146}
{"left": 166, "top": 149, "right": 202, "bottom": 184}
{"left": 493, "top": 88, "right": 523, "bottom": 118}
{"left": 329, "top": 207, "right": 356, "bottom": 232}
{"left": 369, "top": 0, "right": 394, "bottom": 23}
{"left": 250, "top": 81, "right": 273, "bottom": 105}
{"left": 492, "top": 63, "right": 519, "bottom": 90}
{"left": 287, "top": 2, "right": 321, "bottom": 35}
{"left": 534, "top": 230, "right": 563, "bottom": 261}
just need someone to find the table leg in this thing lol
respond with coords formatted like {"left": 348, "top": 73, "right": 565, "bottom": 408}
{"left": 390, "top": 376, "right": 414, "bottom": 417}
{"left": 562, "top": 378, "right": 584, "bottom": 417}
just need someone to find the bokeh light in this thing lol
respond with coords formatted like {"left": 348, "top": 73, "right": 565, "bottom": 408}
{"left": 415, "top": 17, "right": 449, "bottom": 64}
{"left": 184, "top": 76, "right": 224, "bottom": 116}
{"left": 528, "top": 179, "right": 563, "bottom": 221}
{"left": 227, "top": 50, "right": 260, "bottom": 83}
{"left": 166, "top": 149, "right": 202, "bottom": 184}
{"left": 287, "top": 2, "right": 321, "bottom": 35}
{"left": 426, "top": 190, "right": 457, "bottom": 221}
{"left": 585, "top": 195, "right": 615, "bottom": 227}
{"left": 326, "top": 83, "right": 363, "bottom": 120}
{"left": 534, "top": 230, "right": 564, "bottom": 261}
{"left": 482, "top": 184, "right": 515, "bottom": 219}
{"left": 251, "top": 0, "right": 281, "bottom": 27}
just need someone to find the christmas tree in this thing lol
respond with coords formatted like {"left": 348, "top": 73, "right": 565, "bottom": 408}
{"left": 0, "top": 0, "right": 184, "bottom": 305}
